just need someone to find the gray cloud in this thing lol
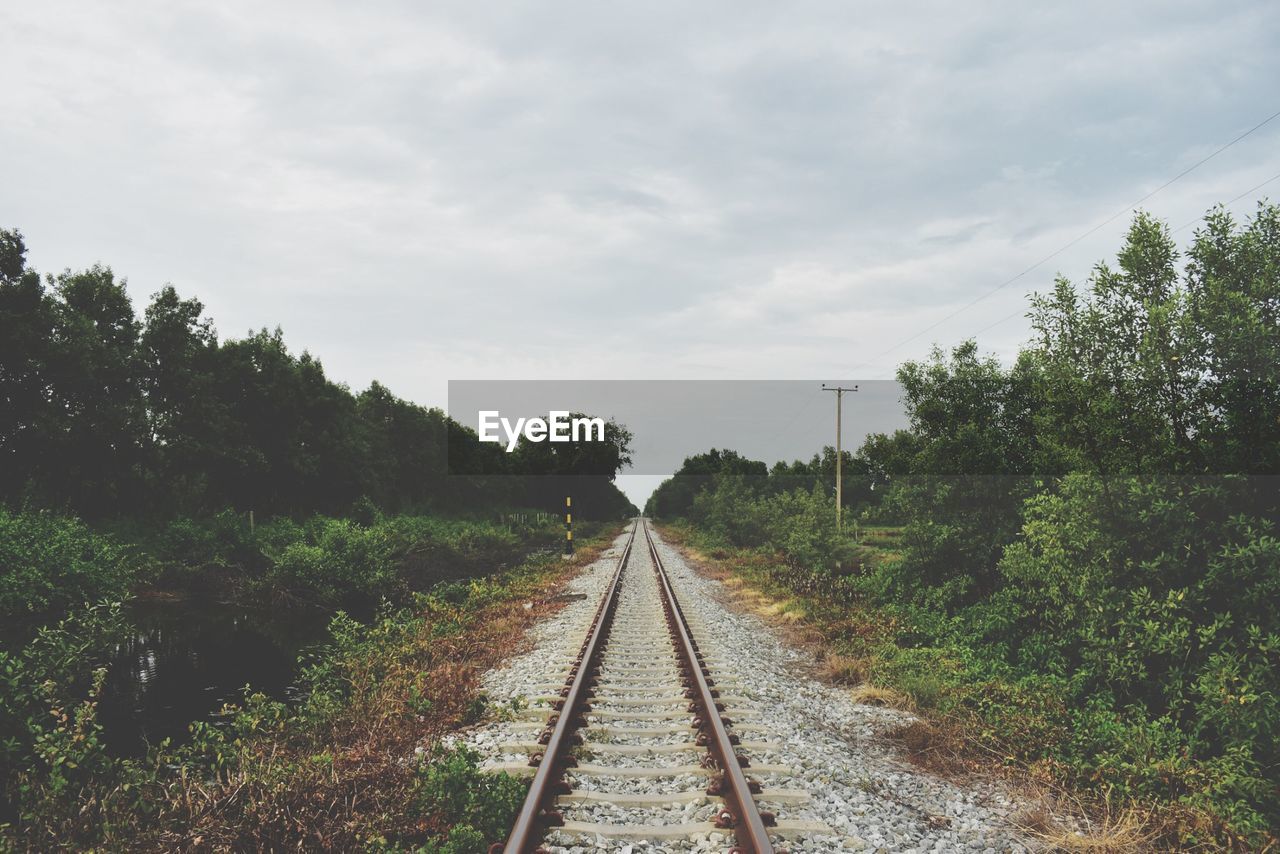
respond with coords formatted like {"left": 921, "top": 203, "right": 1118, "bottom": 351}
{"left": 4, "top": 0, "right": 1279, "bottom": 415}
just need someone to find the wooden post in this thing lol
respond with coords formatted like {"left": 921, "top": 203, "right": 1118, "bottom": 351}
{"left": 564, "top": 496, "right": 574, "bottom": 556}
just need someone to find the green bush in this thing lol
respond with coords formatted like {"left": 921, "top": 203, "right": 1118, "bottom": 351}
{"left": 0, "top": 510, "right": 135, "bottom": 622}
{"left": 262, "top": 517, "right": 400, "bottom": 605}
{"left": 0, "top": 602, "right": 134, "bottom": 837}
{"left": 412, "top": 747, "right": 525, "bottom": 850}
{"left": 683, "top": 471, "right": 1280, "bottom": 844}
{"left": 988, "top": 474, "right": 1280, "bottom": 836}
{"left": 155, "top": 516, "right": 221, "bottom": 566}
{"left": 153, "top": 509, "right": 265, "bottom": 580}
{"left": 0, "top": 523, "right": 567, "bottom": 849}
{"left": 691, "top": 477, "right": 854, "bottom": 575}
{"left": 256, "top": 514, "right": 529, "bottom": 607}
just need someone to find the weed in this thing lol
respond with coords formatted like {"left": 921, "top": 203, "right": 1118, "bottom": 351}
{"left": 850, "top": 684, "right": 914, "bottom": 711}
{"left": 817, "top": 653, "right": 869, "bottom": 685}
{"left": 411, "top": 746, "right": 526, "bottom": 847}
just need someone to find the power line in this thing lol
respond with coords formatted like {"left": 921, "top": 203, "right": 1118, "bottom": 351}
{"left": 849, "top": 107, "right": 1280, "bottom": 374}
{"left": 1172, "top": 170, "right": 1280, "bottom": 233}
{"left": 959, "top": 170, "right": 1280, "bottom": 342}
{"left": 760, "top": 392, "right": 820, "bottom": 445}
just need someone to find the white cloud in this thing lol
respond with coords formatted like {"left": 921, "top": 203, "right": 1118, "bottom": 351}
{"left": 2, "top": 0, "right": 1278, "bottom": 410}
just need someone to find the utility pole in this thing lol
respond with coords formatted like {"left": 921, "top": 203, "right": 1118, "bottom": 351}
{"left": 821, "top": 384, "right": 858, "bottom": 532}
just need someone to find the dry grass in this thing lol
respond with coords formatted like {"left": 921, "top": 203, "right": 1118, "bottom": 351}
{"left": 1003, "top": 776, "right": 1259, "bottom": 853}
{"left": 1013, "top": 794, "right": 1162, "bottom": 852}
{"left": 849, "top": 683, "right": 915, "bottom": 711}
{"left": 816, "top": 652, "right": 869, "bottom": 685}
{"left": 884, "top": 719, "right": 975, "bottom": 778}
{"left": 752, "top": 599, "right": 806, "bottom": 622}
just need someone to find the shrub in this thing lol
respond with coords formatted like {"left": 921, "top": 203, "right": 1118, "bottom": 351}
{"left": 990, "top": 474, "right": 1280, "bottom": 837}
{"left": 412, "top": 747, "right": 526, "bottom": 849}
{"left": 256, "top": 517, "right": 400, "bottom": 606}
{"left": 0, "top": 602, "right": 132, "bottom": 838}
{"left": 691, "top": 477, "right": 855, "bottom": 575}
{"left": 681, "top": 470, "right": 1280, "bottom": 845}
{"left": 0, "top": 510, "right": 134, "bottom": 622}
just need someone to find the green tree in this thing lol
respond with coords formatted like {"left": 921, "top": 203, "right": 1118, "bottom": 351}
{"left": 356, "top": 381, "right": 450, "bottom": 510}
{"left": 139, "top": 286, "right": 225, "bottom": 512}
{"left": 645, "top": 448, "right": 767, "bottom": 518}
{"left": 45, "top": 266, "right": 147, "bottom": 515}
{"left": 509, "top": 413, "right": 636, "bottom": 519}
{"left": 1185, "top": 204, "right": 1280, "bottom": 474}
{"left": 870, "top": 342, "right": 1044, "bottom": 604}
{"left": 1029, "top": 205, "right": 1280, "bottom": 478}
{"left": 0, "top": 229, "right": 57, "bottom": 503}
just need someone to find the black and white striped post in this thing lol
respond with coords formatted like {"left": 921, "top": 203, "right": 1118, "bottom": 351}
{"left": 564, "top": 495, "right": 574, "bottom": 556}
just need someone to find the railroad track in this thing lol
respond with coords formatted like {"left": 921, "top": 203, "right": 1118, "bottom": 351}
{"left": 488, "top": 519, "right": 830, "bottom": 853}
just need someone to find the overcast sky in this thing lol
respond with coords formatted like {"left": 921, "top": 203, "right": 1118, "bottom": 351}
{"left": 5, "top": 3, "right": 1279, "bottom": 471}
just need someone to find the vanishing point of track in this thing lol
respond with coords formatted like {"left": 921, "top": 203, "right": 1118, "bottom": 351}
{"left": 495, "top": 519, "right": 826, "bottom": 853}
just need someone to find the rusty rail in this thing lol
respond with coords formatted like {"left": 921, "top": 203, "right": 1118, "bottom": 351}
{"left": 495, "top": 519, "right": 775, "bottom": 852}
{"left": 497, "top": 522, "right": 636, "bottom": 853}
{"left": 642, "top": 519, "right": 776, "bottom": 854}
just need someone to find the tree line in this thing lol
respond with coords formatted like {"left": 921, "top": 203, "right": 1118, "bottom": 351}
{"left": 0, "top": 229, "right": 636, "bottom": 522}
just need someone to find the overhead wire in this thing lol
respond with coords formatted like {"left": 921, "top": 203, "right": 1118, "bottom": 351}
{"left": 959, "top": 168, "right": 1280, "bottom": 341}
{"left": 847, "top": 107, "right": 1280, "bottom": 374}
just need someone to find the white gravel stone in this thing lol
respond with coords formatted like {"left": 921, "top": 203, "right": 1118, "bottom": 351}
{"left": 453, "top": 522, "right": 1046, "bottom": 852}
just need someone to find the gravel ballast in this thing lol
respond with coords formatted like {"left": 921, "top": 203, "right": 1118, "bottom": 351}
{"left": 456, "top": 522, "right": 1041, "bottom": 852}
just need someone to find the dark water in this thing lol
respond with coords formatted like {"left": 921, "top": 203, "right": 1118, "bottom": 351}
{"left": 98, "top": 598, "right": 332, "bottom": 757}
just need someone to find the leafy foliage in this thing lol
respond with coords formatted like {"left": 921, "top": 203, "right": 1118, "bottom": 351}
{"left": 690, "top": 476, "right": 853, "bottom": 575}
{"left": 0, "top": 510, "right": 137, "bottom": 620}
{"left": 0, "top": 602, "right": 132, "bottom": 838}
{"left": 411, "top": 747, "right": 525, "bottom": 851}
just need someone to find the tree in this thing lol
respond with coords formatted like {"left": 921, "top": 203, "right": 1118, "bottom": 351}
{"left": 356, "top": 381, "right": 451, "bottom": 510}
{"left": 855, "top": 429, "right": 920, "bottom": 495}
{"left": 1185, "top": 204, "right": 1280, "bottom": 475}
{"left": 509, "top": 414, "right": 636, "bottom": 519}
{"left": 1029, "top": 205, "right": 1280, "bottom": 478}
{"left": 645, "top": 449, "right": 767, "bottom": 518}
{"left": 0, "top": 230, "right": 633, "bottom": 522}
{"left": 44, "top": 266, "right": 147, "bottom": 514}
{"left": 1030, "top": 214, "right": 1200, "bottom": 476}
{"left": 140, "top": 286, "right": 223, "bottom": 512}
{"left": 0, "top": 230, "right": 56, "bottom": 502}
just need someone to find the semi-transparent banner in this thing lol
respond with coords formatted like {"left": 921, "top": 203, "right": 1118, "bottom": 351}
{"left": 446, "top": 380, "right": 905, "bottom": 475}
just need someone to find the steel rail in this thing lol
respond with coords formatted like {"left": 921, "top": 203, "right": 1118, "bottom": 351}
{"left": 642, "top": 519, "right": 776, "bottom": 854}
{"left": 498, "top": 522, "right": 637, "bottom": 853}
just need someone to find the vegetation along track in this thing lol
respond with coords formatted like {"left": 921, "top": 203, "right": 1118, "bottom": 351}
{"left": 488, "top": 519, "right": 829, "bottom": 852}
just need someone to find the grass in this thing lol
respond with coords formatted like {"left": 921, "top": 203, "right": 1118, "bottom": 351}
{"left": 849, "top": 684, "right": 914, "bottom": 710}
{"left": 1013, "top": 796, "right": 1164, "bottom": 852}
{"left": 854, "top": 524, "right": 904, "bottom": 548}
{"left": 815, "top": 652, "right": 869, "bottom": 685}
